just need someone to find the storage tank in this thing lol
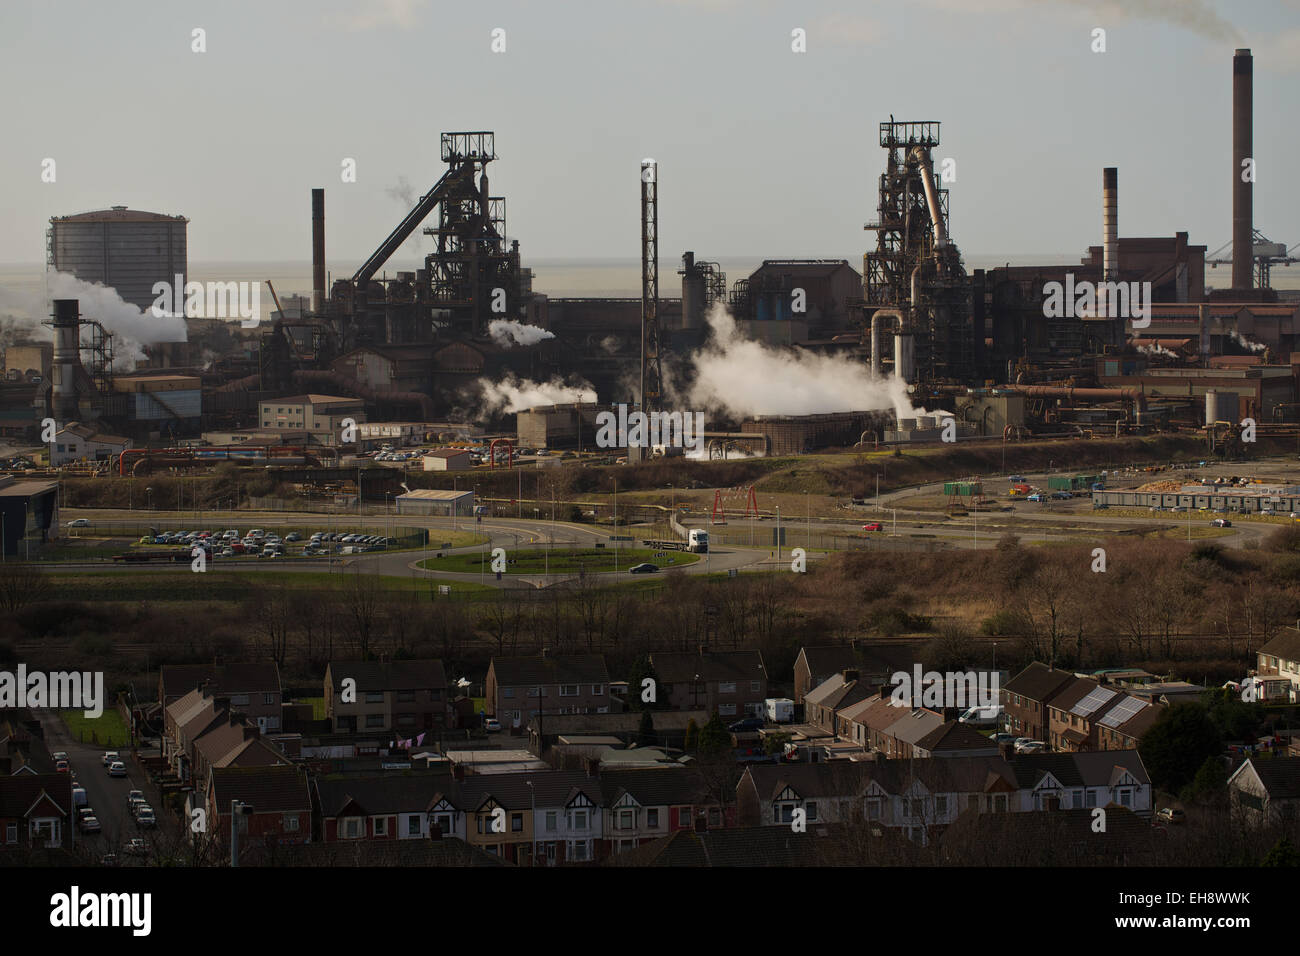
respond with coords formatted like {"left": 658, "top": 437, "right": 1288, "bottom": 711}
{"left": 680, "top": 252, "right": 706, "bottom": 330}
{"left": 894, "top": 332, "right": 915, "bottom": 382}
{"left": 1205, "top": 390, "right": 1238, "bottom": 426}
{"left": 49, "top": 206, "right": 188, "bottom": 313}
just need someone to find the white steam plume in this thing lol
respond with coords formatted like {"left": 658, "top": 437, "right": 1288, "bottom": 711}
{"left": 488, "top": 319, "right": 555, "bottom": 348}
{"left": 687, "top": 304, "right": 929, "bottom": 420}
{"left": 476, "top": 374, "right": 596, "bottom": 414}
{"left": 1228, "top": 330, "right": 1267, "bottom": 354}
{"left": 1138, "top": 343, "right": 1178, "bottom": 359}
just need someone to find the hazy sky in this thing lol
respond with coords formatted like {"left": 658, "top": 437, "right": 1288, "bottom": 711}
{"left": 2, "top": 0, "right": 1298, "bottom": 267}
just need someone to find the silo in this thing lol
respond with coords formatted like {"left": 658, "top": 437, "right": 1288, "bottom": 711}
{"left": 49, "top": 206, "right": 188, "bottom": 313}
{"left": 49, "top": 299, "right": 83, "bottom": 421}
{"left": 1205, "top": 390, "right": 1238, "bottom": 426}
{"left": 680, "top": 252, "right": 706, "bottom": 330}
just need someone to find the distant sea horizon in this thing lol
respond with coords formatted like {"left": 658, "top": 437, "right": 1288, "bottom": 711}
{"left": 2, "top": 253, "right": 1295, "bottom": 304}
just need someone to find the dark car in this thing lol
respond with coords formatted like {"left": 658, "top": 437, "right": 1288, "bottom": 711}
{"left": 628, "top": 563, "right": 659, "bottom": 574}
{"left": 728, "top": 717, "right": 765, "bottom": 732}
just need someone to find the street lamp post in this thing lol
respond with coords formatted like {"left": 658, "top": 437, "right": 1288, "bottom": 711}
{"left": 775, "top": 505, "right": 781, "bottom": 567}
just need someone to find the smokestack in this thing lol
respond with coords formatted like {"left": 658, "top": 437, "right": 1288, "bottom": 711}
{"left": 1232, "top": 49, "right": 1253, "bottom": 292}
{"left": 50, "top": 299, "right": 81, "bottom": 421}
{"left": 1100, "top": 167, "right": 1118, "bottom": 318}
{"left": 311, "top": 188, "right": 326, "bottom": 313}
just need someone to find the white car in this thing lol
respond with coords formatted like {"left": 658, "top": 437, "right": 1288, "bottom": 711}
{"left": 101, "top": 750, "right": 118, "bottom": 766}
{"left": 66, "top": 518, "right": 90, "bottom": 528}
{"left": 107, "top": 761, "right": 126, "bottom": 777}
{"left": 1014, "top": 739, "right": 1047, "bottom": 754}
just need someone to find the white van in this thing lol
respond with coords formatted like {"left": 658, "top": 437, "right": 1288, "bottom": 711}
{"left": 958, "top": 704, "right": 1002, "bottom": 728}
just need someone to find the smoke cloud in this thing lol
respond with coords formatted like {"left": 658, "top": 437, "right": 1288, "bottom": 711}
{"left": 0, "top": 271, "right": 187, "bottom": 370}
{"left": 686, "top": 304, "right": 929, "bottom": 420}
{"left": 1059, "top": 0, "right": 1242, "bottom": 42}
{"left": 488, "top": 319, "right": 555, "bottom": 348}
{"left": 476, "top": 373, "right": 596, "bottom": 414}
{"left": 1137, "top": 343, "right": 1178, "bottom": 359}
{"left": 1228, "top": 329, "right": 1267, "bottom": 353}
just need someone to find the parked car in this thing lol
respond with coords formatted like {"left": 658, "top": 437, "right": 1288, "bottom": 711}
{"left": 66, "top": 518, "right": 90, "bottom": 528}
{"left": 1027, "top": 493, "right": 1044, "bottom": 502}
{"left": 107, "top": 761, "right": 126, "bottom": 777}
{"left": 126, "top": 839, "right": 148, "bottom": 856}
{"left": 862, "top": 522, "right": 883, "bottom": 532}
{"left": 1156, "top": 807, "right": 1185, "bottom": 825}
{"left": 484, "top": 717, "right": 501, "bottom": 732}
{"left": 52, "top": 751, "right": 68, "bottom": 762}
{"left": 989, "top": 732, "right": 1018, "bottom": 747}
{"left": 79, "top": 815, "right": 102, "bottom": 834}
{"left": 628, "top": 563, "right": 659, "bottom": 574}
{"left": 55, "top": 760, "right": 69, "bottom": 773}
{"left": 135, "top": 808, "right": 157, "bottom": 829}
{"left": 1050, "top": 491, "right": 1072, "bottom": 500}
{"left": 101, "top": 751, "right": 118, "bottom": 766}
{"left": 127, "top": 791, "right": 145, "bottom": 811}
{"left": 1211, "top": 518, "right": 1232, "bottom": 527}
{"left": 1014, "top": 739, "right": 1046, "bottom": 754}
{"left": 728, "top": 717, "right": 765, "bottom": 733}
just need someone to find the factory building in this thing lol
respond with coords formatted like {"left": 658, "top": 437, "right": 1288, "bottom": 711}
{"left": 50, "top": 423, "right": 130, "bottom": 466}
{"left": 516, "top": 403, "right": 609, "bottom": 450}
{"left": 258, "top": 394, "right": 365, "bottom": 444}
{"left": 421, "top": 449, "right": 473, "bottom": 471}
{"left": 3, "top": 343, "right": 51, "bottom": 383}
{"left": 48, "top": 206, "right": 188, "bottom": 314}
{"left": 1096, "top": 364, "right": 1296, "bottom": 423}
{"left": 1093, "top": 485, "right": 1300, "bottom": 513}
{"left": 0, "top": 476, "right": 59, "bottom": 558}
{"left": 738, "top": 411, "right": 884, "bottom": 457}
{"left": 394, "top": 488, "right": 474, "bottom": 517}
{"left": 721, "top": 260, "right": 862, "bottom": 346}
{"left": 113, "top": 374, "right": 202, "bottom": 431}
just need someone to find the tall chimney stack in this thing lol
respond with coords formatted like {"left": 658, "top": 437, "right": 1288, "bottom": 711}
{"left": 1100, "top": 167, "right": 1118, "bottom": 318}
{"left": 50, "top": 299, "right": 81, "bottom": 421}
{"left": 311, "top": 188, "right": 326, "bottom": 314}
{"left": 1232, "top": 49, "right": 1253, "bottom": 292}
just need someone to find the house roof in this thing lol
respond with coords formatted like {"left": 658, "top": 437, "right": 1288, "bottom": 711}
{"left": 651, "top": 650, "right": 766, "bottom": 684}
{"left": 608, "top": 826, "right": 826, "bottom": 867}
{"left": 915, "top": 721, "right": 1000, "bottom": 753}
{"left": 939, "top": 806, "right": 1157, "bottom": 864}
{"left": 744, "top": 763, "right": 875, "bottom": 802}
{"left": 527, "top": 711, "right": 710, "bottom": 737}
{"left": 1004, "top": 662, "right": 1076, "bottom": 702}
{"left": 210, "top": 765, "right": 311, "bottom": 813}
{"left": 490, "top": 654, "right": 610, "bottom": 686}
{"left": 1240, "top": 756, "right": 1300, "bottom": 799}
{"left": 328, "top": 660, "right": 447, "bottom": 693}
{"left": 0, "top": 774, "right": 71, "bottom": 818}
{"left": 799, "top": 643, "right": 916, "bottom": 679}
{"left": 1259, "top": 629, "right": 1300, "bottom": 663}
{"left": 883, "top": 708, "right": 946, "bottom": 746}
{"left": 159, "top": 663, "right": 281, "bottom": 701}
{"left": 599, "top": 767, "right": 711, "bottom": 808}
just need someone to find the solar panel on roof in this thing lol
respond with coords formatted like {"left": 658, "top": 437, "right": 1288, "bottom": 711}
{"left": 1098, "top": 696, "right": 1148, "bottom": 728}
{"left": 1070, "top": 686, "right": 1117, "bottom": 717}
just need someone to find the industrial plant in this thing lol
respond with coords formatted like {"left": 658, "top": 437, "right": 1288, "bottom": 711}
{"left": 0, "top": 49, "right": 1296, "bottom": 478}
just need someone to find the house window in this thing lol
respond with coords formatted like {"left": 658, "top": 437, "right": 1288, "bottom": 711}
{"left": 646, "top": 808, "right": 659, "bottom": 828}
{"left": 433, "top": 813, "right": 453, "bottom": 834}
{"left": 560, "top": 685, "right": 579, "bottom": 697}
{"left": 397, "top": 690, "right": 415, "bottom": 702}
{"left": 407, "top": 814, "right": 421, "bottom": 836}
{"left": 343, "top": 818, "right": 362, "bottom": 839}
{"left": 967, "top": 795, "right": 978, "bottom": 811}
{"left": 908, "top": 799, "right": 924, "bottom": 818}
{"left": 617, "top": 809, "right": 636, "bottom": 830}
{"left": 776, "top": 804, "right": 794, "bottom": 824}
{"left": 935, "top": 796, "right": 948, "bottom": 816}
{"left": 719, "top": 682, "right": 737, "bottom": 695}
{"left": 992, "top": 794, "right": 1008, "bottom": 813}
{"left": 1071, "top": 790, "right": 1083, "bottom": 809}
{"left": 231, "top": 695, "right": 250, "bottom": 706}
{"left": 1117, "top": 789, "right": 1132, "bottom": 808}
{"left": 750, "top": 681, "right": 761, "bottom": 693}
{"left": 374, "top": 817, "right": 388, "bottom": 836}
{"left": 429, "top": 689, "right": 442, "bottom": 701}
{"left": 263, "top": 693, "right": 275, "bottom": 705}
{"left": 365, "top": 692, "right": 384, "bottom": 704}
{"left": 806, "top": 802, "right": 818, "bottom": 821}
{"left": 504, "top": 688, "right": 515, "bottom": 699}
{"left": 4, "top": 824, "right": 15, "bottom": 844}
{"left": 284, "top": 815, "right": 299, "bottom": 831}
{"left": 719, "top": 704, "right": 737, "bottom": 717}
{"left": 571, "top": 840, "right": 589, "bottom": 862}
{"left": 396, "top": 714, "right": 415, "bottom": 727}
{"left": 511, "top": 813, "right": 524, "bottom": 832}
{"left": 592, "top": 684, "right": 604, "bottom": 696}
{"left": 866, "top": 798, "right": 882, "bottom": 820}
{"left": 366, "top": 714, "right": 384, "bottom": 728}
{"left": 571, "top": 810, "right": 588, "bottom": 830}
{"left": 546, "top": 811, "right": 557, "bottom": 832}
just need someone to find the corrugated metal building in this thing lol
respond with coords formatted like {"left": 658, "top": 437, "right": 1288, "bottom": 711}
{"left": 49, "top": 206, "right": 188, "bottom": 314}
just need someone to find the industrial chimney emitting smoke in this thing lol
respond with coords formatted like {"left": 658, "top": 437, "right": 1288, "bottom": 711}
{"left": 1101, "top": 167, "right": 1119, "bottom": 318}
{"left": 50, "top": 298, "right": 82, "bottom": 421}
{"left": 1232, "top": 49, "right": 1252, "bottom": 292}
{"left": 311, "top": 188, "right": 326, "bottom": 314}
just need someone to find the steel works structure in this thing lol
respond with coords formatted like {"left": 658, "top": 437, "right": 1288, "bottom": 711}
{"left": 863, "top": 120, "right": 975, "bottom": 385}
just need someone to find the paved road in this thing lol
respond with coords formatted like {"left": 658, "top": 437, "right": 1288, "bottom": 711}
{"left": 36, "top": 709, "right": 175, "bottom": 861}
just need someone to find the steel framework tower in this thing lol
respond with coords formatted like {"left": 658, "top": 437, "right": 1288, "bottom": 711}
{"left": 640, "top": 159, "right": 664, "bottom": 438}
